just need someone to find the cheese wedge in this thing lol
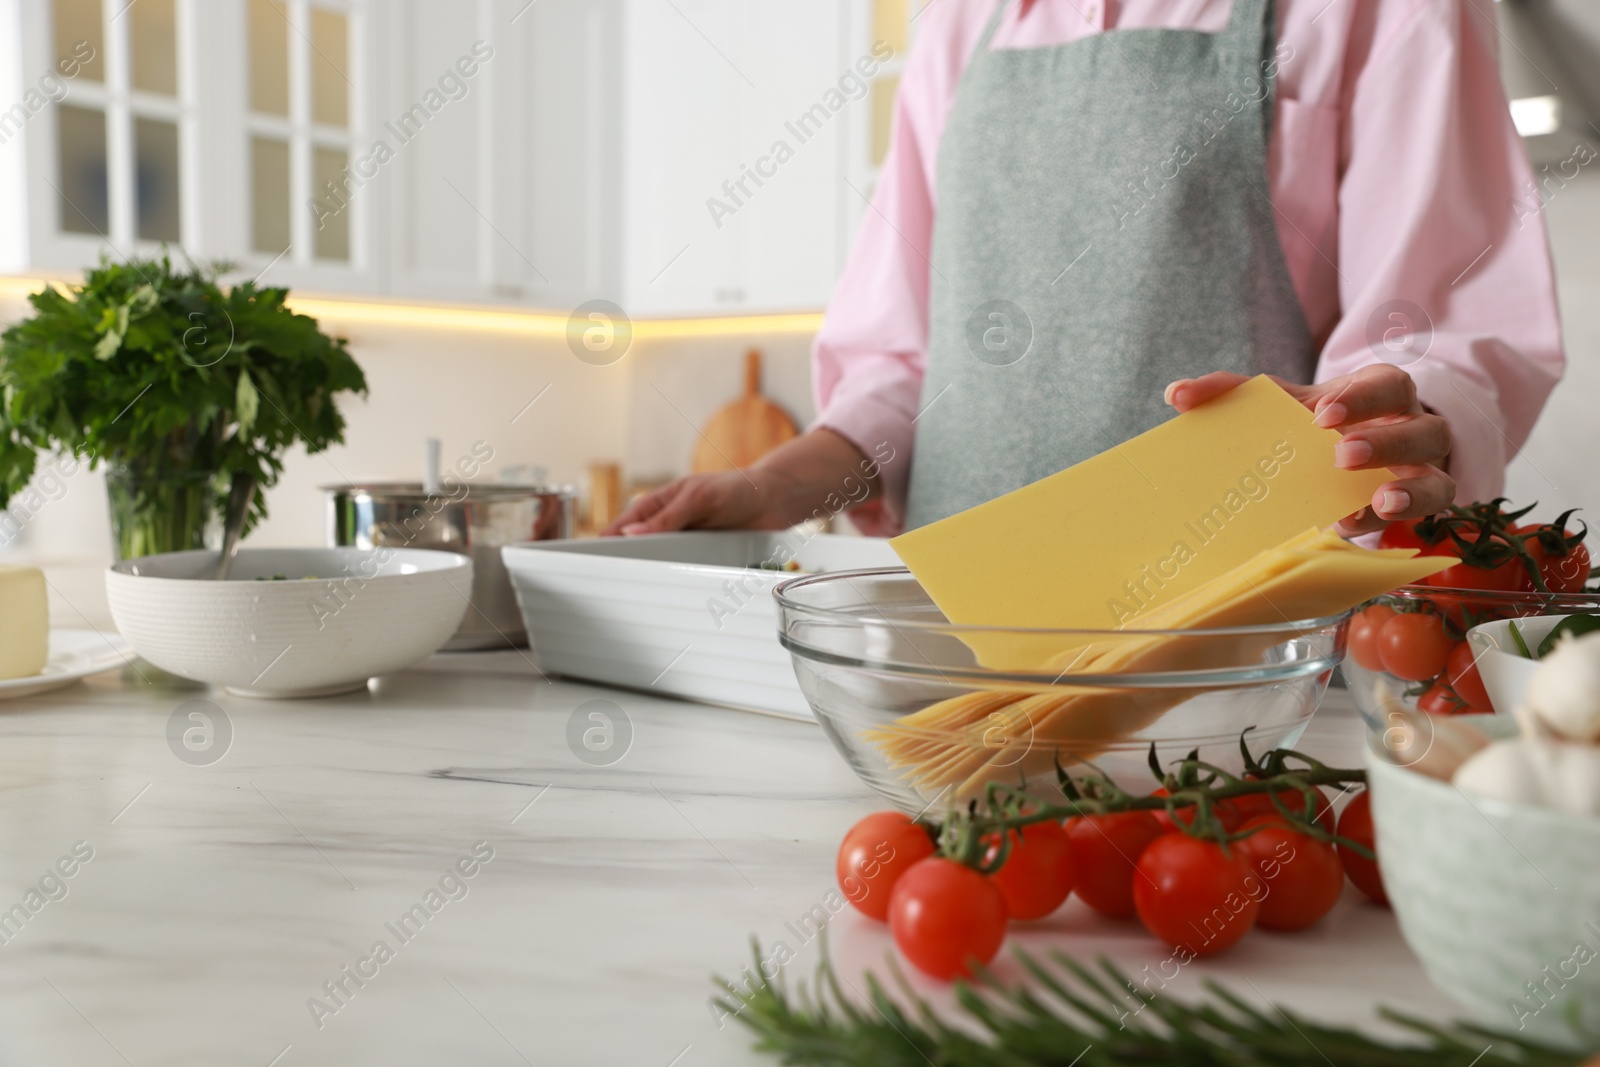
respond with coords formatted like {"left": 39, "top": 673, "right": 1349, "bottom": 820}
{"left": 891, "top": 376, "right": 1395, "bottom": 670}
{"left": 0, "top": 564, "right": 47, "bottom": 681}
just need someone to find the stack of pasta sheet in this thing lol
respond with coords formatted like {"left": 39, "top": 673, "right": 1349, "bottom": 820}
{"left": 876, "top": 377, "right": 1455, "bottom": 795}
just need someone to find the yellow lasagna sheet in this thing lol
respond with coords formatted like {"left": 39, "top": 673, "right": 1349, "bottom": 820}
{"left": 891, "top": 376, "right": 1401, "bottom": 670}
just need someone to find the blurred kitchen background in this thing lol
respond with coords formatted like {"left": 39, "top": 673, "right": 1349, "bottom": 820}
{"left": 0, "top": 0, "right": 1596, "bottom": 570}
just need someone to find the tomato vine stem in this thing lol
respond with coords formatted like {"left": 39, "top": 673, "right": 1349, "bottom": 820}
{"left": 928, "top": 739, "right": 1372, "bottom": 873}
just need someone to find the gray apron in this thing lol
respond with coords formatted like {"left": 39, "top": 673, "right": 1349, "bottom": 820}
{"left": 904, "top": 0, "right": 1317, "bottom": 529}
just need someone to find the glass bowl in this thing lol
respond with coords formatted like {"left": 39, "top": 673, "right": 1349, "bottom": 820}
{"left": 1342, "top": 584, "right": 1600, "bottom": 732}
{"left": 774, "top": 567, "right": 1348, "bottom": 814}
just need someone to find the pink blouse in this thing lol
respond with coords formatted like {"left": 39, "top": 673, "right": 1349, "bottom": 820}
{"left": 812, "top": 0, "right": 1565, "bottom": 535}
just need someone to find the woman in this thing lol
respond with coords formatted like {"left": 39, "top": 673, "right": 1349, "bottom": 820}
{"left": 608, "top": 0, "right": 1562, "bottom": 539}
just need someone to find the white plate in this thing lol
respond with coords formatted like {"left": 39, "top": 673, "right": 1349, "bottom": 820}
{"left": 0, "top": 629, "right": 135, "bottom": 700}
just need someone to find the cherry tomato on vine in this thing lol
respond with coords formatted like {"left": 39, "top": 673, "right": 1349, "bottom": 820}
{"left": 1377, "top": 612, "right": 1454, "bottom": 682}
{"left": 888, "top": 857, "right": 1009, "bottom": 980}
{"left": 1231, "top": 785, "right": 1334, "bottom": 833}
{"left": 1148, "top": 788, "right": 1243, "bottom": 834}
{"left": 1232, "top": 815, "right": 1344, "bottom": 931}
{"left": 1445, "top": 641, "right": 1493, "bottom": 712}
{"left": 836, "top": 812, "right": 935, "bottom": 921}
{"left": 1416, "top": 681, "right": 1469, "bottom": 717}
{"left": 1552, "top": 541, "right": 1591, "bottom": 594}
{"left": 1378, "top": 519, "right": 1430, "bottom": 553}
{"left": 1336, "top": 791, "right": 1387, "bottom": 905}
{"left": 982, "top": 820, "right": 1075, "bottom": 921}
{"left": 1133, "top": 834, "right": 1260, "bottom": 956}
{"left": 1347, "top": 604, "right": 1397, "bottom": 673}
{"left": 1523, "top": 534, "right": 1591, "bottom": 594}
{"left": 1423, "top": 531, "right": 1524, "bottom": 592}
{"left": 1063, "top": 812, "right": 1164, "bottom": 919}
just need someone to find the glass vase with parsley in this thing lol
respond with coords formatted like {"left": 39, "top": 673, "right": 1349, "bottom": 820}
{"left": 0, "top": 256, "right": 367, "bottom": 559}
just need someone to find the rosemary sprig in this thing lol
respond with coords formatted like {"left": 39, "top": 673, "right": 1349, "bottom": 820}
{"left": 716, "top": 942, "right": 1593, "bottom": 1067}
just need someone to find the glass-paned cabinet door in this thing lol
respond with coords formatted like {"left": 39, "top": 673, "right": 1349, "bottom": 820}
{"left": 247, "top": 0, "right": 358, "bottom": 267}
{"left": 50, "top": 0, "right": 105, "bottom": 234}
{"left": 829, "top": 0, "right": 916, "bottom": 272}
{"left": 869, "top": 0, "right": 908, "bottom": 168}
{"left": 50, "top": 0, "right": 183, "bottom": 246}
{"left": 841, "top": 0, "right": 916, "bottom": 250}
{"left": 866, "top": 0, "right": 916, "bottom": 171}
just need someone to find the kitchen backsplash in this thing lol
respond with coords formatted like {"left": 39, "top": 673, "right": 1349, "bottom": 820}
{"left": 0, "top": 289, "right": 818, "bottom": 563}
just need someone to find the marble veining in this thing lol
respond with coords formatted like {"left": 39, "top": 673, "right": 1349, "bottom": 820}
{"left": 0, "top": 666, "right": 1462, "bottom": 1066}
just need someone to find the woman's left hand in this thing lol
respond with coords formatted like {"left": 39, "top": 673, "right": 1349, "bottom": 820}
{"left": 1165, "top": 364, "right": 1455, "bottom": 536}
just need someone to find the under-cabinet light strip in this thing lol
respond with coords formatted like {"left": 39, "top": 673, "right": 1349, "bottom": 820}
{"left": 0, "top": 277, "right": 825, "bottom": 340}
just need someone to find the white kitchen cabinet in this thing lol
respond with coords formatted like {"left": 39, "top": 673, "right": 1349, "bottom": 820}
{"left": 401, "top": 0, "right": 870, "bottom": 316}
{"left": 0, "top": 0, "right": 535, "bottom": 301}
{"left": 1, "top": 0, "right": 218, "bottom": 279}
{"left": 421, "top": 0, "right": 899, "bottom": 315}
{"left": 614, "top": 0, "right": 743, "bottom": 315}
{"left": 0, "top": 0, "right": 884, "bottom": 315}
{"left": 373, "top": 0, "right": 550, "bottom": 305}
{"left": 0, "top": 0, "right": 389, "bottom": 292}
{"left": 379, "top": 1, "right": 482, "bottom": 298}
{"left": 720, "top": 2, "right": 856, "bottom": 311}
{"left": 562, "top": 0, "right": 862, "bottom": 316}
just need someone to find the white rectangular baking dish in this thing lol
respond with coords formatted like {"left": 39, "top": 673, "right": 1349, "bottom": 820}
{"left": 501, "top": 532, "right": 899, "bottom": 719}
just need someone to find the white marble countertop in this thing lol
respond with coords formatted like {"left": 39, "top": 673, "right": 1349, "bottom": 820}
{"left": 0, "top": 660, "right": 1462, "bottom": 1067}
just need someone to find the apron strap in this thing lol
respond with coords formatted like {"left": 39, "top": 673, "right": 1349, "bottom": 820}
{"left": 971, "top": 0, "right": 1014, "bottom": 60}
{"left": 1219, "top": 0, "right": 1280, "bottom": 139}
{"left": 1216, "top": 0, "right": 1280, "bottom": 72}
{"left": 1221, "top": 0, "right": 1274, "bottom": 49}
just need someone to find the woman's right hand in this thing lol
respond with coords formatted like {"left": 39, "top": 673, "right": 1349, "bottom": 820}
{"left": 600, "top": 428, "right": 882, "bottom": 536}
{"left": 602, "top": 469, "right": 781, "bottom": 535}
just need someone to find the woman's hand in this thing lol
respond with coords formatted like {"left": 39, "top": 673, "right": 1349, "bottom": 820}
{"left": 602, "top": 468, "right": 779, "bottom": 535}
{"left": 602, "top": 429, "right": 878, "bottom": 536}
{"left": 1165, "top": 364, "right": 1454, "bottom": 536}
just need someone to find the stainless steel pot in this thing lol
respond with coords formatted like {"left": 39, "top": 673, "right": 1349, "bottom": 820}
{"left": 325, "top": 482, "right": 577, "bottom": 651}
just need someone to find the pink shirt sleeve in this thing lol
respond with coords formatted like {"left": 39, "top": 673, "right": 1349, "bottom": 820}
{"left": 1313, "top": 0, "right": 1564, "bottom": 506}
{"left": 808, "top": 2, "right": 980, "bottom": 537}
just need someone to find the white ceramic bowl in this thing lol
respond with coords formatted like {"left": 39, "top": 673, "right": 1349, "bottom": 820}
{"left": 107, "top": 548, "right": 472, "bottom": 697}
{"left": 1368, "top": 720, "right": 1600, "bottom": 1046}
{"left": 1467, "top": 614, "right": 1575, "bottom": 718}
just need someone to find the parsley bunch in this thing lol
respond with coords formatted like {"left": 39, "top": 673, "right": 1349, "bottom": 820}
{"left": 0, "top": 255, "right": 367, "bottom": 543}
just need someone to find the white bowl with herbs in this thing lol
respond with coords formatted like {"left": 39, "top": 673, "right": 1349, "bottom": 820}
{"left": 1468, "top": 613, "right": 1600, "bottom": 721}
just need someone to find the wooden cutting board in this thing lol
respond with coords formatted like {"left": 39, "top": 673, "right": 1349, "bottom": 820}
{"left": 691, "top": 349, "right": 798, "bottom": 473}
